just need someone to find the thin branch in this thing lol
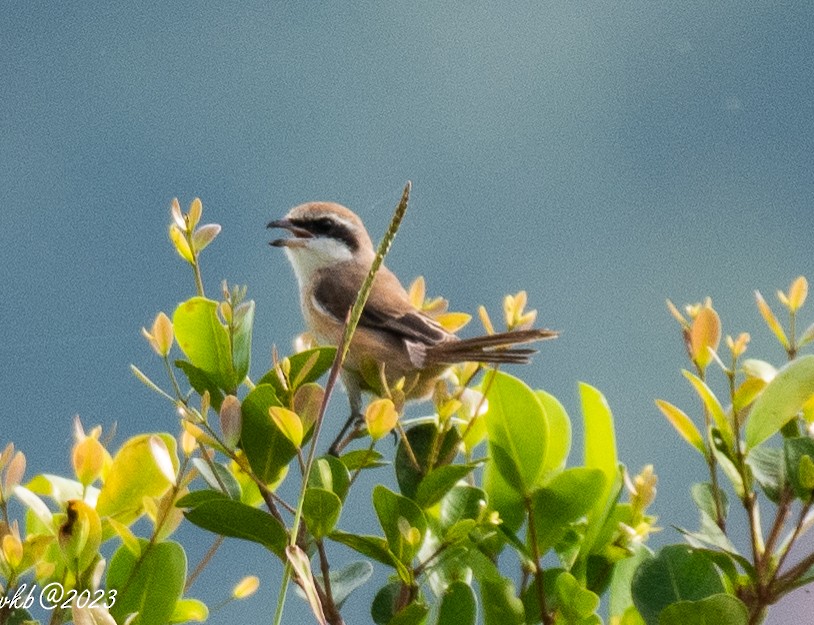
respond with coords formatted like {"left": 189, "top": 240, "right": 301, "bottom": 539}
{"left": 185, "top": 535, "right": 225, "bottom": 592}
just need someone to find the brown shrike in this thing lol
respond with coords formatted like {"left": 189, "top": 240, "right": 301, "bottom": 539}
{"left": 268, "top": 202, "right": 556, "bottom": 432}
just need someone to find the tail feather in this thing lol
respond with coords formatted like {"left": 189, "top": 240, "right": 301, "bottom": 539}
{"left": 424, "top": 328, "right": 557, "bottom": 366}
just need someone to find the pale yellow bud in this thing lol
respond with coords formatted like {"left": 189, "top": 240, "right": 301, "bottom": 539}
{"left": 170, "top": 198, "right": 185, "bottom": 229}
{"left": 788, "top": 276, "right": 808, "bottom": 312}
{"left": 2, "top": 534, "right": 23, "bottom": 569}
{"left": 192, "top": 223, "right": 221, "bottom": 253}
{"left": 180, "top": 429, "right": 197, "bottom": 457}
{"left": 408, "top": 276, "right": 426, "bottom": 309}
{"left": 689, "top": 305, "right": 721, "bottom": 369}
{"left": 232, "top": 575, "right": 260, "bottom": 600}
{"left": 3, "top": 451, "right": 26, "bottom": 493}
{"left": 188, "top": 198, "right": 203, "bottom": 230}
{"left": 666, "top": 299, "right": 688, "bottom": 327}
{"left": 72, "top": 436, "right": 106, "bottom": 486}
{"left": 478, "top": 305, "right": 495, "bottom": 335}
{"left": 219, "top": 395, "right": 242, "bottom": 449}
{"left": 756, "top": 290, "right": 790, "bottom": 349}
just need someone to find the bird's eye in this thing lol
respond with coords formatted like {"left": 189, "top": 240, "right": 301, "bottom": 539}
{"left": 310, "top": 218, "right": 333, "bottom": 235}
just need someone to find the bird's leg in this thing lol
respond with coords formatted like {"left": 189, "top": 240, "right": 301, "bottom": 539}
{"left": 328, "top": 411, "right": 362, "bottom": 456}
{"left": 328, "top": 380, "right": 364, "bottom": 456}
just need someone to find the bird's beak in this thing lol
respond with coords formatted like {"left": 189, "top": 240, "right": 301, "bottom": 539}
{"left": 267, "top": 218, "right": 313, "bottom": 248}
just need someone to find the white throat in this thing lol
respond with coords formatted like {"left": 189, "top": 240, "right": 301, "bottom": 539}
{"left": 283, "top": 238, "right": 354, "bottom": 290}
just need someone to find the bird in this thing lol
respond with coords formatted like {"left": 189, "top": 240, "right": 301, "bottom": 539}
{"left": 268, "top": 201, "right": 557, "bottom": 448}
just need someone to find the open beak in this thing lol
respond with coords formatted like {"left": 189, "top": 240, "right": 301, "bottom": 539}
{"left": 267, "top": 218, "right": 313, "bottom": 248}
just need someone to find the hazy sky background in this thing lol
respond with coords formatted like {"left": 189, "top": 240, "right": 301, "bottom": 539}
{"left": 2, "top": 3, "right": 812, "bottom": 623}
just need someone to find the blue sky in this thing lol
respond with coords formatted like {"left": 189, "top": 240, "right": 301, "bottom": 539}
{"left": 2, "top": 3, "right": 813, "bottom": 623}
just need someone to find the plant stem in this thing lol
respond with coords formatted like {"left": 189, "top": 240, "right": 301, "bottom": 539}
{"left": 316, "top": 539, "right": 335, "bottom": 608}
{"left": 761, "top": 488, "right": 793, "bottom": 574}
{"left": 525, "top": 495, "right": 552, "bottom": 625}
{"left": 192, "top": 255, "right": 205, "bottom": 298}
{"left": 698, "top": 365, "right": 727, "bottom": 531}
{"left": 773, "top": 498, "right": 814, "bottom": 585}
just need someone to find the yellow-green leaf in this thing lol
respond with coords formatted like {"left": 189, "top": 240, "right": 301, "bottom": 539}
{"left": 682, "top": 370, "right": 734, "bottom": 450}
{"left": 170, "top": 598, "right": 209, "bottom": 623}
{"left": 746, "top": 355, "right": 814, "bottom": 449}
{"left": 755, "top": 290, "right": 790, "bottom": 349}
{"left": 733, "top": 377, "right": 767, "bottom": 414}
{"left": 169, "top": 224, "right": 194, "bottom": 263}
{"left": 269, "top": 406, "right": 303, "bottom": 448}
{"left": 96, "top": 434, "right": 179, "bottom": 524}
{"left": 655, "top": 400, "right": 706, "bottom": 455}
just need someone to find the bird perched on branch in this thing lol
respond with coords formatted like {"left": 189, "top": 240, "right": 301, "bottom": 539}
{"left": 268, "top": 201, "right": 557, "bottom": 448}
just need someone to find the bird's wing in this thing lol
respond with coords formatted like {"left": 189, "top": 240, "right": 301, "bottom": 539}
{"left": 313, "top": 263, "right": 449, "bottom": 346}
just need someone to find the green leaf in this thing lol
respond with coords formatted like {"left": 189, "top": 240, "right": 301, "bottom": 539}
{"left": 481, "top": 578, "right": 524, "bottom": 625}
{"left": 258, "top": 346, "right": 337, "bottom": 399}
{"left": 437, "top": 580, "right": 477, "bottom": 625}
{"left": 302, "top": 487, "right": 342, "bottom": 539}
{"left": 556, "top": 571, "right": 600, "bottom": 621}
{"left": 308, "top": 455, "right": 351, "bottom": 502}
{"left": 691, "top": 483, "right": 729, "bottom": 525}
{"left": 608, "top": 545, "right": 652, "bottom": 620}
{"left": 311, "top": 560, "right": 373, "bottom": 609}
{"left": 173, "top": 297, "right": 236, "bottom": 391}
{"left": 658, "top": 594, "right": 748, "bottom": 625}
{"left": 231, "top": 299, "right": 254, "bottom": 382}
{"left": 330, "top": 531, "right": 411, "bottom": 584}
{"left": 484, "top": 372, "right": 549, "bottom": 495}
{"left": 371, "top": 585, "right": 428, "bottom": 625}
{"left": 3, "top": 608, "right": 34, "bottom": 625}
{"left": 174, "top": 360, "right": 225, "bottom": 410}
{"left": 784, "top": 437, "right": 814, "bottom": 499}
{"left": 371, "top": 583, "right": 402, "bottom": 625}
{"left": 745, "top": 447, "right": 785, "bottom": 502}
{"left": 191, "top": 458, "right": 242, "bottom": 500}
{"left": 340, "top": 448, "right": 388, "bottom": 471}
{"left": 530, "top": 467, "right": 607, "bottom": 554}
{"left": 631, "top": 545, "right": 725, "bottom": 625}
{"left": 175, "top": 489, "right": 229, "bottom": 508}
{"left": 439, "top": 486, "right": 487, "bottom": 530}
{"left": 746, "top": 355, "right": 814, "bottom": 448}
{"left": 388, "top": 602, "right": 429, "bottom": 625}
{"left": 170, "top": 597, "right": 209, "bottom": 623}
{"left": 537, "top": 390, "right": 572, "bottom": 475}
{"left": 372, "top": 485, "right": 427, "bottom": 565}
{"left": 240, "top": 384, "right": 295, "bottom": 485}
{"left": 487, "top": 444, "right": 525, "bottom": 495}
{"left": 96, "top": 434, "right": 178, "bottom": 524}
{"left": 182, "top": 498, "right": 287, "bottom": 559}
{"left": 415, "top": 464, "right": 478, "bottom": 509}
{"left": 107, "top": 539, "right": 186, "bottom": 625}
{"left": 483, "top": 457, "right": 524, "bottom": 532}
{"left": 580, "top": 383, "right": 621, "bottom": 554}
{"left": 396, "top": 423, "right": 461, "bottom": 499}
